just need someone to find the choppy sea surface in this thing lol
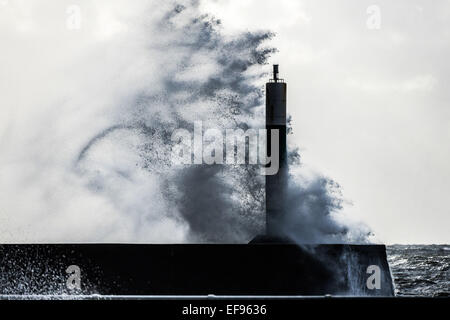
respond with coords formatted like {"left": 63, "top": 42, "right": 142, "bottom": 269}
{"left": 387, "top": 245, "right": 449, "bottom": 297}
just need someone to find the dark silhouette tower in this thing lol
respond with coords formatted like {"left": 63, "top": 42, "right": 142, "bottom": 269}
{"left": 266, "top": 65, "right": 288, "bottom": 237}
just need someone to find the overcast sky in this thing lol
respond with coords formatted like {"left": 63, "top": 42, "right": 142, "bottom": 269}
{"left": 203, "top": 0, "right": 450, "bottom": 244}
{"left": 0, "top": 0, "right": 449, "bottom": 244}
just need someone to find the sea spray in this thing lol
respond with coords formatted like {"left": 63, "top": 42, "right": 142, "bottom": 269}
{"left": 0, "top": 1, "right": 370, "bottom": 244}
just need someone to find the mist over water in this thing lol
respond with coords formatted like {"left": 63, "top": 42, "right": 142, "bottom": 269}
{"left": 0, "top": 1, "right": 371, "bottom": 244}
